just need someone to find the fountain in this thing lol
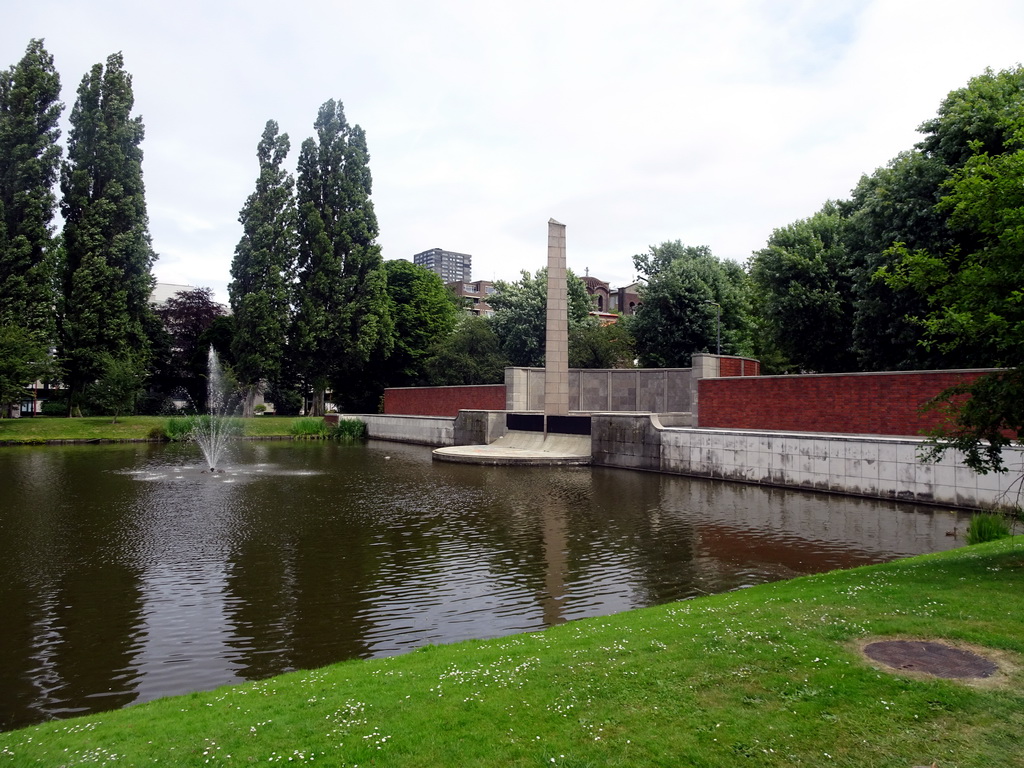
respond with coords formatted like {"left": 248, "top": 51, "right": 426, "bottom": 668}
{"left": 191, "top": 346, "right": 240, "bottom": 471}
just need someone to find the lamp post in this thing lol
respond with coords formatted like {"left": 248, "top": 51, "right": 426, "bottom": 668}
{"left": 704, "top": 300, "right": 721, "bottom": 355}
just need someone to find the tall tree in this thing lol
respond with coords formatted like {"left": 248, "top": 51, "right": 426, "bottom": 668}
{"left": 154, "top": 286, "right": 226, "bottom": 401}
{"left": 57, "top": 52, "right": 156, "bottom": 414}
{"left": 0, "top": 324, "right": 54, "bottom": 417}
{"left": 229, "top": 120, "right": 296, "bottom": 416}
{"left": 0, "top": 39, "right": 62, "bottom": 340}
{"left": 749, "top": 202, "right": 856, "bottom": 372}
{"left": 378, "top": 259, "right": 459, "bottom": 387}
{"left": 842, "top": 67, "right": 1024, "bottom": 372}
{"left": 291, "top": 99, "right": 393, "bottom": 414}
{"left": 842, "top": 151, "right": 957, "bottom": 371}
{"left": 879, "top": 96, "right": 1024, "bottom": 474}
{"left": 630, "top": 242, "right": 753, "bottom": 368}
{"left": 488, "top": 267, "right": 592, "bottom": 367}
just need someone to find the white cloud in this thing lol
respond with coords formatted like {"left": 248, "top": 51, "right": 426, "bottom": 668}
{"left": 4, "top": 0, "right": 1024, "bottom": 301}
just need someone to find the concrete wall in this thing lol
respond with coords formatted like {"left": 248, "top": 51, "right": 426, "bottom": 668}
{"left": 591, "top": 412, "right": 1023, "bottom": 511}
{"left": 361, "top": 414, "right": 456, "bottom": 446}
{"left": 699, "top": 368, "right": 999, "bottom": 436}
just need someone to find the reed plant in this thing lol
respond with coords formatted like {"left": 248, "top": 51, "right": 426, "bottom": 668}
{"left": 164, "top": 414, "right": 244, "bottom": 442}
{"left": 289, "top": 417, "right": 367, "bottom": 440}
{"left": 289, "top": 417, "right": 331, "bottom": 438}
{"left": 966, "top": 511, "right": 1013, "bottom": 544}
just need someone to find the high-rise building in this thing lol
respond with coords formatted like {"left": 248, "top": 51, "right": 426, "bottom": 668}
{"left": 413, "top": 247, "right": 472, "bottom": 283}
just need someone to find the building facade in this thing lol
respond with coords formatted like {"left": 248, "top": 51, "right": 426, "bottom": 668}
{"left": 413, "top": 248, "right": 472, "bottom": 283}
{"left": 447, "top": 279, "right": 495, "bottom": 316}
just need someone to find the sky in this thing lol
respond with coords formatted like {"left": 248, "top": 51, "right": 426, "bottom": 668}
{"left": 5, "top": 0, "right": 1024, "bottom": 303}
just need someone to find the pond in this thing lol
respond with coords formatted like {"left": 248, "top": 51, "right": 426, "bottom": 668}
{"left": 0, "top": 439, "right": 970, "bottom": 731}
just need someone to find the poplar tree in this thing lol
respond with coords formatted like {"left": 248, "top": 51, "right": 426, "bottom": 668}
{"left": 57, "top": 52, "right": 156, "bottom": 413}
{"left": 229, "top": 120, "right": 296, "bottom": 416}
{"left": 0, "top": 39, "right": 62, "bottom": 339}
{"left": 292, "top": 100, "right": 392, "bottom": 414}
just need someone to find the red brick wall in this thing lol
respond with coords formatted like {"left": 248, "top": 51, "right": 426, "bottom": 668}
{"left": 718, "top": 356, "right": 761, "bottom": 377}
{"left": 698, "top": 370, "right": 995, "bottom": 436}
{"left": 383, "top": 385, "right": 506, "bottom": 417}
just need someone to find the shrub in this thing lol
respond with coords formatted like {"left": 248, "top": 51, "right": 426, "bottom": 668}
{"left": 289, "top": 417, "right": 367, "bottom": 440}
{"left": 148, "top": 424, "right": 168, "bottom": 441}
{"left": 165, "top": 416, "right": 196, "bottom": 441}
{"left": 40, "top": 398, "right": 67, "bottom": 417}
{"left": 290, "top": 418, "right": 329, "bottom": 438}
{"left": 164, "top": 415, "right": 244, "bottom": 442}
{"left": 965, "top": 513, "right": 1012, "bottom": 545}
{"left": 331, "top": 418, "right": 367, "bottom": 441}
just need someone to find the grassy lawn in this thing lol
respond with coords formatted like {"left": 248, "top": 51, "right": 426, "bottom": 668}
{"left": 0, "top": 415, "right": 304, "bottom": 443}
{"left": 1, "top": 538, "right": 1022, "bottom": 767}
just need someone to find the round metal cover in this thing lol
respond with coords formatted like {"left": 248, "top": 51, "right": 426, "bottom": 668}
{"left": 863, "top": 640, "right": 998, "bottom": 679}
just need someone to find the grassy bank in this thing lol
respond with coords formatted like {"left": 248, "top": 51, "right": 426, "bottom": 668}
{"left": 0, "top": 415, "right": 305, "bottom": 443}
{"left": 2, "top": 539, "right": 1022, "bottom": 767}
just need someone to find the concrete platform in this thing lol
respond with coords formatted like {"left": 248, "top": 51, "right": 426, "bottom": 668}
{"left": 432, "top": 430, "right": 591, "bottom": 466}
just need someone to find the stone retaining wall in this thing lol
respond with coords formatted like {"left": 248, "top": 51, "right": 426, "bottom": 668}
{"left": 591, "top": 413, "right": 1023, "bottom": 511}
{"left": 361, "top": 414, "right": 456, "bottom": 446}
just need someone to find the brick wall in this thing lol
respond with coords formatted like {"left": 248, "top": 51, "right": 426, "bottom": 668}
{"left": 698, "top": 369, "right": 997, "bottom": 436}
{"left": 383, "top": 385, "right": 506, "bottom": 417}
{"left": 717, "top": 356, "right": 761, "bottom": 377}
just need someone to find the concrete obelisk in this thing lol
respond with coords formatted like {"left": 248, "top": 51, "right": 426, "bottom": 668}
{"left": 544, "top": 219, "right": 569, "bottom": 421}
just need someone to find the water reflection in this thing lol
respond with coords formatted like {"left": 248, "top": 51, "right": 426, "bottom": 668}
{"left": 0, "top": 440, "right": 970, "bottom": 731}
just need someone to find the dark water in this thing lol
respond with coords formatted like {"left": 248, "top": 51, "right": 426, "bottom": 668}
{"left": 0, "top": 439, "right": 970, "bottom": 731}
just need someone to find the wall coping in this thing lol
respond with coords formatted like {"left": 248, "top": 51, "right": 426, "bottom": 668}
{"left": 383, "top": 384, "right": 505, "bottom": 392}
{"left": 704, "top": 367, "right": 1004, "bottom": 382}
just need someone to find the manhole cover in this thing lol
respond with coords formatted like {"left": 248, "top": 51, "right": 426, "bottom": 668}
{"left": 863, "top": 640, "right": 998, "bottom": 679}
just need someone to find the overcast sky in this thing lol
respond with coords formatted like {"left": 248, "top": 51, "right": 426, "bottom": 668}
{"left": 5, "top": 0, "right": 1024, "bottom": 302}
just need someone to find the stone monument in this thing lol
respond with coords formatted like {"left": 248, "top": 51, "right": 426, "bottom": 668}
{"left": 544, "top": 219, "right": 569, "bottom": 420}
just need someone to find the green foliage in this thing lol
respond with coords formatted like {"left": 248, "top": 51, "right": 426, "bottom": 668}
{"left": 57, "top": 52, "right": 157, "bottom": 411}
{"left": 230, "top": 120, "right": 296, "bottom": 410}
{"left": 379, "top": 259, "right": 459, "bottom": 386}
{"left": 630, "top": 242, "right": 753, "bottom": 368}
{"left": 874, "top": 68, "right": 1024, "bottom": 475}
{"left": 288, "top": 416, "right": 366, "bottom": 440}
{"left": 289, "top": 417, "right": 329, "bottom": 437}
{"left": 0, "top": 39, "right": 63, "bottom": 342}
{"left": 292, "top": 100, "right": 393, "bottom": 414}
{"left": 164, "top": 413, "right": 244, "bottom": 442}
{"left": 916, "top": 369, "right": 1024, "bottom": 474}
{"left": 421, "top": 314, "right": 509, "bottom": 385}
{"left": 748, "top": 202, "right": 856, "bottom": 372}
{"left": 842, "top": 151, "right": 955, "bottom": 371}
{"left": 164, "top": 415, "right": 194, "bottom": 441}
{"left": 965, "top": 513, "right": 1012, "bottom": 544}
{"left": 154, "top": 287, "right": 227, "bottom": 401}
{"left": 568, "top": 318, "right": 636, "bottom": 369}
{"left": 86, "top": 352, "right": 147, "bottom": 423}
{"left": 488, "top": 267, "right": 592, "bottom": 367}
{"left": 331, "top": 418, "right": 367, "bottom": 440}
{"left": 847, "top": 67, "right": 1024, "bottom": 372}
{"left": 0, "top": 323, "right": 54, "bottom": 415}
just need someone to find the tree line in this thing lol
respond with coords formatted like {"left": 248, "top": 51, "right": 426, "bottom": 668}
{"left": 1, "top": 38, "right": 1021, "bottom": 464}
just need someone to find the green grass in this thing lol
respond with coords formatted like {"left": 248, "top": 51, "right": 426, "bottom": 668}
{"left": 2, "top": 538, "right": 1023, "bottom": 766}
{"left": 0, "top": 415, "right": 308, "bottom": 443}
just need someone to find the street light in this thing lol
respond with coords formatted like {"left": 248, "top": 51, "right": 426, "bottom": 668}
{"left": 703, "top": 300, "right": 721, "bottom": 355}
